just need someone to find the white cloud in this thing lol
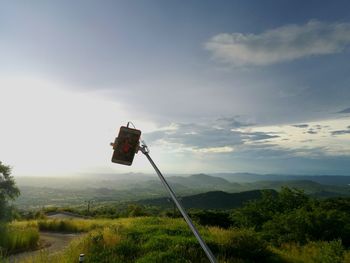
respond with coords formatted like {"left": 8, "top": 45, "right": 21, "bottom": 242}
{"left": 192, "top": 146, "right": 234, "bottom": 153}
{"left": 205, "top": 20, "right": 350, "bottom": 66}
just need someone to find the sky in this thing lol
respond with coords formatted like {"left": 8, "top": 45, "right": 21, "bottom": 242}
{"left": 1, "top": 1, "right": 350, "bottom": 176}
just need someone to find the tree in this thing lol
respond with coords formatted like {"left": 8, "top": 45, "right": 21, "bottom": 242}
{"left": 231, "top": 188, "right": 309, "bottom": 230}
{"left": 0, "top": 161, "right": 20, "bottom": 221}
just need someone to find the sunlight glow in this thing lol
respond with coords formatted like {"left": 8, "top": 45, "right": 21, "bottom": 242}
{"left": 0, "top": 74, "right": 156, "bottom": 175}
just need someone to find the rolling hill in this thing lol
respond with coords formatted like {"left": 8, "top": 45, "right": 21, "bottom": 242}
{"left": 138, "top": 189, "right": 276, "bottom": 209}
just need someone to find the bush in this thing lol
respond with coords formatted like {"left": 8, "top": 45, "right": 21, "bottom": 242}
{"left": 191, "top": 210, "right": 233, "bottom": 228}
{"left": 210, "top": 227, "right": 272, "bottom": 262}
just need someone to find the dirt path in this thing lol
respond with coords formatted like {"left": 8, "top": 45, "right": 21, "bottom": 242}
{"left": 8, "top": 232, "right": 83, "bottom": 263}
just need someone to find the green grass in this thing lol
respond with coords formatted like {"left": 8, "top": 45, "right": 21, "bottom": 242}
{"left": 4, "top": 217, "right": 350, "bottom": 262}
{"left": 0, "top": 221, "right": 39, "bottom": 255}
{"left": 19, "top": 217, "right": 273, "bottom": 263}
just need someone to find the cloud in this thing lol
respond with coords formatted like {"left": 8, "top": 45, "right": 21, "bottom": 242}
{"left": 193, "top": 146, "right": 234, "bottom": 153}
{"left": 144, "top": 123, "right": 243, "bottom": 149}
{"left": 338, "top": 107, "right": 350, "bottom": 113}
{"left": 144, "top": 122, "right": 279, "bottom": 153}
{"left": 330, "top": 122, "right": 350, "bottom": 135}
{"left": 292, "top": 124, "right": 309, "bottom": 128}
{"left": 243, "top": 132, "right": 280, "bottom": 141}
{"left": 205, "top": 20, "right": 350, "bottom": 66}
{"left": 331, "top": 129, "right": 350, "bottom": 136}
{"left": 307, "top": 129, "right": 318, "bottom": 135}
{"left": 216, "top": 117, "right": 255, "bottom": 129}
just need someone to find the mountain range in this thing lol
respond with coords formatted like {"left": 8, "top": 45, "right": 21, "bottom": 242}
{"left": 14, "top": 173, "right": 350, "bottom": 209}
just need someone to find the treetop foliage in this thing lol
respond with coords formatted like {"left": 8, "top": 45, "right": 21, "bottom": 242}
{"left": 0, "top": 161, "right": 20, "bottom": 221}
{"left": 231, "top": 187, "right": 350, "bottom": 247}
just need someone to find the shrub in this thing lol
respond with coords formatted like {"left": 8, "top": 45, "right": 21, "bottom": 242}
{"left": 191, "top": 210, "right": 233, "bottom": 228}
{"left": 210, "top": 227, "right": 272, "bottom": 262}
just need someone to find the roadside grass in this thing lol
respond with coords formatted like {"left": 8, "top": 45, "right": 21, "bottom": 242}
{"left": 0, "top": 221, "right": 39, "bottom": 255}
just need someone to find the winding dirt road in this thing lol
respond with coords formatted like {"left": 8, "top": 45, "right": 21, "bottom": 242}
{"left": 8, "top": 232, "right": 82, "bottom": 263}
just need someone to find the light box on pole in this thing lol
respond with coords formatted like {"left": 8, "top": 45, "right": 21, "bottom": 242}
{"left": 111, "top": 126, "right": 141, "bottom": 166}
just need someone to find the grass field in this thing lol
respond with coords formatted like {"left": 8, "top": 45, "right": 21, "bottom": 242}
{"left": 2, "top": 217, "right": 349, "bottom": 263}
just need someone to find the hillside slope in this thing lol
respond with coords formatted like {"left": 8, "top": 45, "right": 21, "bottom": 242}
{"left": 139, "top": 189, "right": 276, "bottom": 209}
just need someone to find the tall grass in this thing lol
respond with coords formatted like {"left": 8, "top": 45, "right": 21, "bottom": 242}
{"left": 22, "top": 217, "right": 274, "bottom": 263}
{"left": 273, "top": 240, "right": 345, "bottom": 263}
{"left": 0, "top": 221, "right": 39, "bottom": 255}
{"left": 37, "top": 218, "right": 132, "bottom": 232}
{"left": 6, "top": 217, "right": 350, "bottom": 262}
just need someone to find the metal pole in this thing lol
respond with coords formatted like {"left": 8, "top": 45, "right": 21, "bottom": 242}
{"left": 139, "top": 145, "right": 217, "bottom": 263}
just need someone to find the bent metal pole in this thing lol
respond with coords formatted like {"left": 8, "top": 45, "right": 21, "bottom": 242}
{"left": 139, "top": 143, "right": 217, "bottom": 263}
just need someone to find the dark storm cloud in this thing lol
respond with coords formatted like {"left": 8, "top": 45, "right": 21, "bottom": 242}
{"left": 338, "top": 108, "right": 350, "bottom": 113}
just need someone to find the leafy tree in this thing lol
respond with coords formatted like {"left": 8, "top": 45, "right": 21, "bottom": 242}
{"left": 231, "top": 188, "right": 308, "bottom": 230}
{"left": 0, "top": 161, "right": 20, "bottom": 221}
{"left": 127, "top": 204, "right": 148, "bottom": 217}
{"left": 319, "top": 197, "right": 350, "bottom": 214}
{"left": 232, "top": 187, "right": 350, "bottom": 246}
{"left": 262, "top": 205, "right": 350, "bottom": 246}
{"left": 277, "top": 187, "right": 309, "bottom": 212}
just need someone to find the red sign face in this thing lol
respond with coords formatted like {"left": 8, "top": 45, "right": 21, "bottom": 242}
{"left": 111, "top": 126, "right": 141, "bottom": 166}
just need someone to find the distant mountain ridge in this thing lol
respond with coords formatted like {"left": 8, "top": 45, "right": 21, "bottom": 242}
{"left": 167, "top": 173, "right": 234, "bottom": 191}
{"left": 16, "top": 172, "right": 350, "bottom": 188}
{"left": 14, "top": 173, "right": 350, "bottom": 209}
{"left": 212, "top": 173, "right": 350, "bottom": 186}
{"left": 138, "top": 190, "right": 276, "bottom": 209}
